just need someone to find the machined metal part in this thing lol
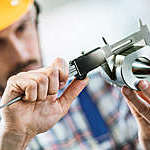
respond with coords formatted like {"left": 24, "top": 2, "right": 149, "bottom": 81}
{"left": 122, "top": 46, "right": 150, "bottom": 89}
{"left": 100, "top": 46, "right": 150, "bottom": 89}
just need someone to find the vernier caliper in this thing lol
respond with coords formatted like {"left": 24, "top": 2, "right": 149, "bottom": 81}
{"left": 69, "top": 20, "right": 150, "bottom": 90}
{"left": 1, "top": 20, "right": 150, "bottom": 109}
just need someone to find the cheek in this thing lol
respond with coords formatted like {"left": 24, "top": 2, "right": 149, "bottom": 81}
{"left": 23, "top": 27, "right": 41, "bottom": 60}
{"left": 0, "top": 56, "right": 11, "bottom": 85}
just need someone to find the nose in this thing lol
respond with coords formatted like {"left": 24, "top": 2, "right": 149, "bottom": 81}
{"left": 7, "top": 34, "right": 30, "bottom": 63}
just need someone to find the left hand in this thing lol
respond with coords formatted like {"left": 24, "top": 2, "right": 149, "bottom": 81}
{"left": 0, "top": 58, "right": 88, "bottom": 139}
{"left": 122, "top": 80, "right": 150, "bottom": 143}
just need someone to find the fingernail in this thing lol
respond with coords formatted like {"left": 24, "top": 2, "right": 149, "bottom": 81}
{"left": 138, "top": 80, "right": 149, "bottom": 90}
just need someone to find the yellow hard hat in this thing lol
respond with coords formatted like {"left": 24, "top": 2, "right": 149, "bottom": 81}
{"left": 0, "top": 0, "right": 34, "bottom": 31}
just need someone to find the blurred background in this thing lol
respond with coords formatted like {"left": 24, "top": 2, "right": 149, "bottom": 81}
{"left": 36, "top": 0, "right": 150, "bottom": 65}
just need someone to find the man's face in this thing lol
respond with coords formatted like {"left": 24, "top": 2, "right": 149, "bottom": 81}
{"left": 0, "top": 7, "right": 42, "bottom": 94}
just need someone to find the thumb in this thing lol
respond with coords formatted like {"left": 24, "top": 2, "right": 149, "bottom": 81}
{"left": 58, "top": 78, "right": 89, "bottom": 113}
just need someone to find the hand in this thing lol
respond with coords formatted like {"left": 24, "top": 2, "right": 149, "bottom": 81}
{"left": 122, "top": 80, "right": 150, "bottom": 149}
{"left": 0, "top": 58, "right": 88, "bottom": 139}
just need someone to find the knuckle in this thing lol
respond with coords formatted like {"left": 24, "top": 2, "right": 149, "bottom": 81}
{"left": 55, "top": 57, "right": 64, "bottom": 64}
{"left": 55, "top": 58, "right": 68, "bottom": 74}
{"left": 28, "top": 80, "right": 37, "bottom": 90}
{"left": 7, "top": 75, "right": 17, "bottom": 84}
{"left": 49, "top": 90, "right": 58, "bottom": 95}
{"left": 37, "top": 74, "right": 48, "bottom": 84}
{"left": 50, "top": 68, "right": 58, "bottom": 77}
{"left": 55, "top": 58, "right": 68, "bottom": 68}
{"left": 46, "top": 68, "right": 58, "bottom": 78}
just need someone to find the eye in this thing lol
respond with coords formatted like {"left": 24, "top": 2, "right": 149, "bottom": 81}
{"left": 0, "top": 38, "right": 6, "bottom": 49}
{"left": 0, "top": 38, "right": 6, "bottom": 45}
{"left": 16, "top": 23, "right": 26, "bottom": 33}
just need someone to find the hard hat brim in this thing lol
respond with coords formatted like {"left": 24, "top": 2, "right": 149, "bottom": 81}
{"left": 0, "top": 0, "right": 34, "bottom": 31}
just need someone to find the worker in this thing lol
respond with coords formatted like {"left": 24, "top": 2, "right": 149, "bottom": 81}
{"left": 0, "top": 0, "right": 150, "bottom": 150}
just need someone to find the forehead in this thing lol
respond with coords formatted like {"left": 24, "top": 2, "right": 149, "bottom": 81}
{"left": 0, "top": 6, "right": 36, "bottom": 35}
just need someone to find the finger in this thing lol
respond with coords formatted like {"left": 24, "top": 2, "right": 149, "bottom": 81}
{"left": 127, "top": 101, "right": 141, "bottom": 118}
{"left": 124, "top": 95, "right": 142, "bottom": 119}
{"left": 17, "top": 72, "right": 48, "bottom": 100}
{"left": 52, "top": 58, "right": 69, "bottom": 88}
{"left": 137, "top": 91, "right": 150, "bottom": 104}
{"left": 32, "top": 68, "right": 59, "bottom": 95}
{"left": 2, "top": 76, "right": 37, "bottom": 103}
{"left": 35, "top": 58, "right": 68, "bottom": 88}
{"left": 137, "top": 80, "right": 150, "bottom": 103}
{"left": 28, "top": 68, "right": 59, "bottom": 95}
{"left": 58, "top": 78, "right": 89, "bottom": 114}
{"left": 126, "top": 99, "right": 150, "bottom": 127}
{"left": 122, "top": 86, "right": 150, "bottom": 121}
{"left": 30, "top": 58, "right": 68, "bottom": 94}
{"left": 47, "top": 68, "right": 59, "bottom": 95}
{"left": 29, "top": 69, "right": 59, "bottom": 95}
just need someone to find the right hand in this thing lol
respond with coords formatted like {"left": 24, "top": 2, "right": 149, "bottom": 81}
{"left": 122, "top": 80, "right": 150, "bottom": 147}
{"left": 0, "top": 58, "right": 88, "bottom": 139}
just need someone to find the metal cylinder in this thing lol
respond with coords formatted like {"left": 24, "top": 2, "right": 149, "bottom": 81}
{"left": 132, "top": 58, "right": 150, "bottom": 78}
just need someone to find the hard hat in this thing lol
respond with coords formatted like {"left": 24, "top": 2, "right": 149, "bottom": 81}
{"left": 0, "top": 0, "right": 34, "bottom": 31}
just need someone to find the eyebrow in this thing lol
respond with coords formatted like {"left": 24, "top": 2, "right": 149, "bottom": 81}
{"left": 19, "top": 15, "right": 35, "bottom": 25}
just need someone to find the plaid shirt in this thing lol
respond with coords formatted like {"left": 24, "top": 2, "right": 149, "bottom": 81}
{"left": 27, "top": 72, "right": 142, "bottom": 150}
